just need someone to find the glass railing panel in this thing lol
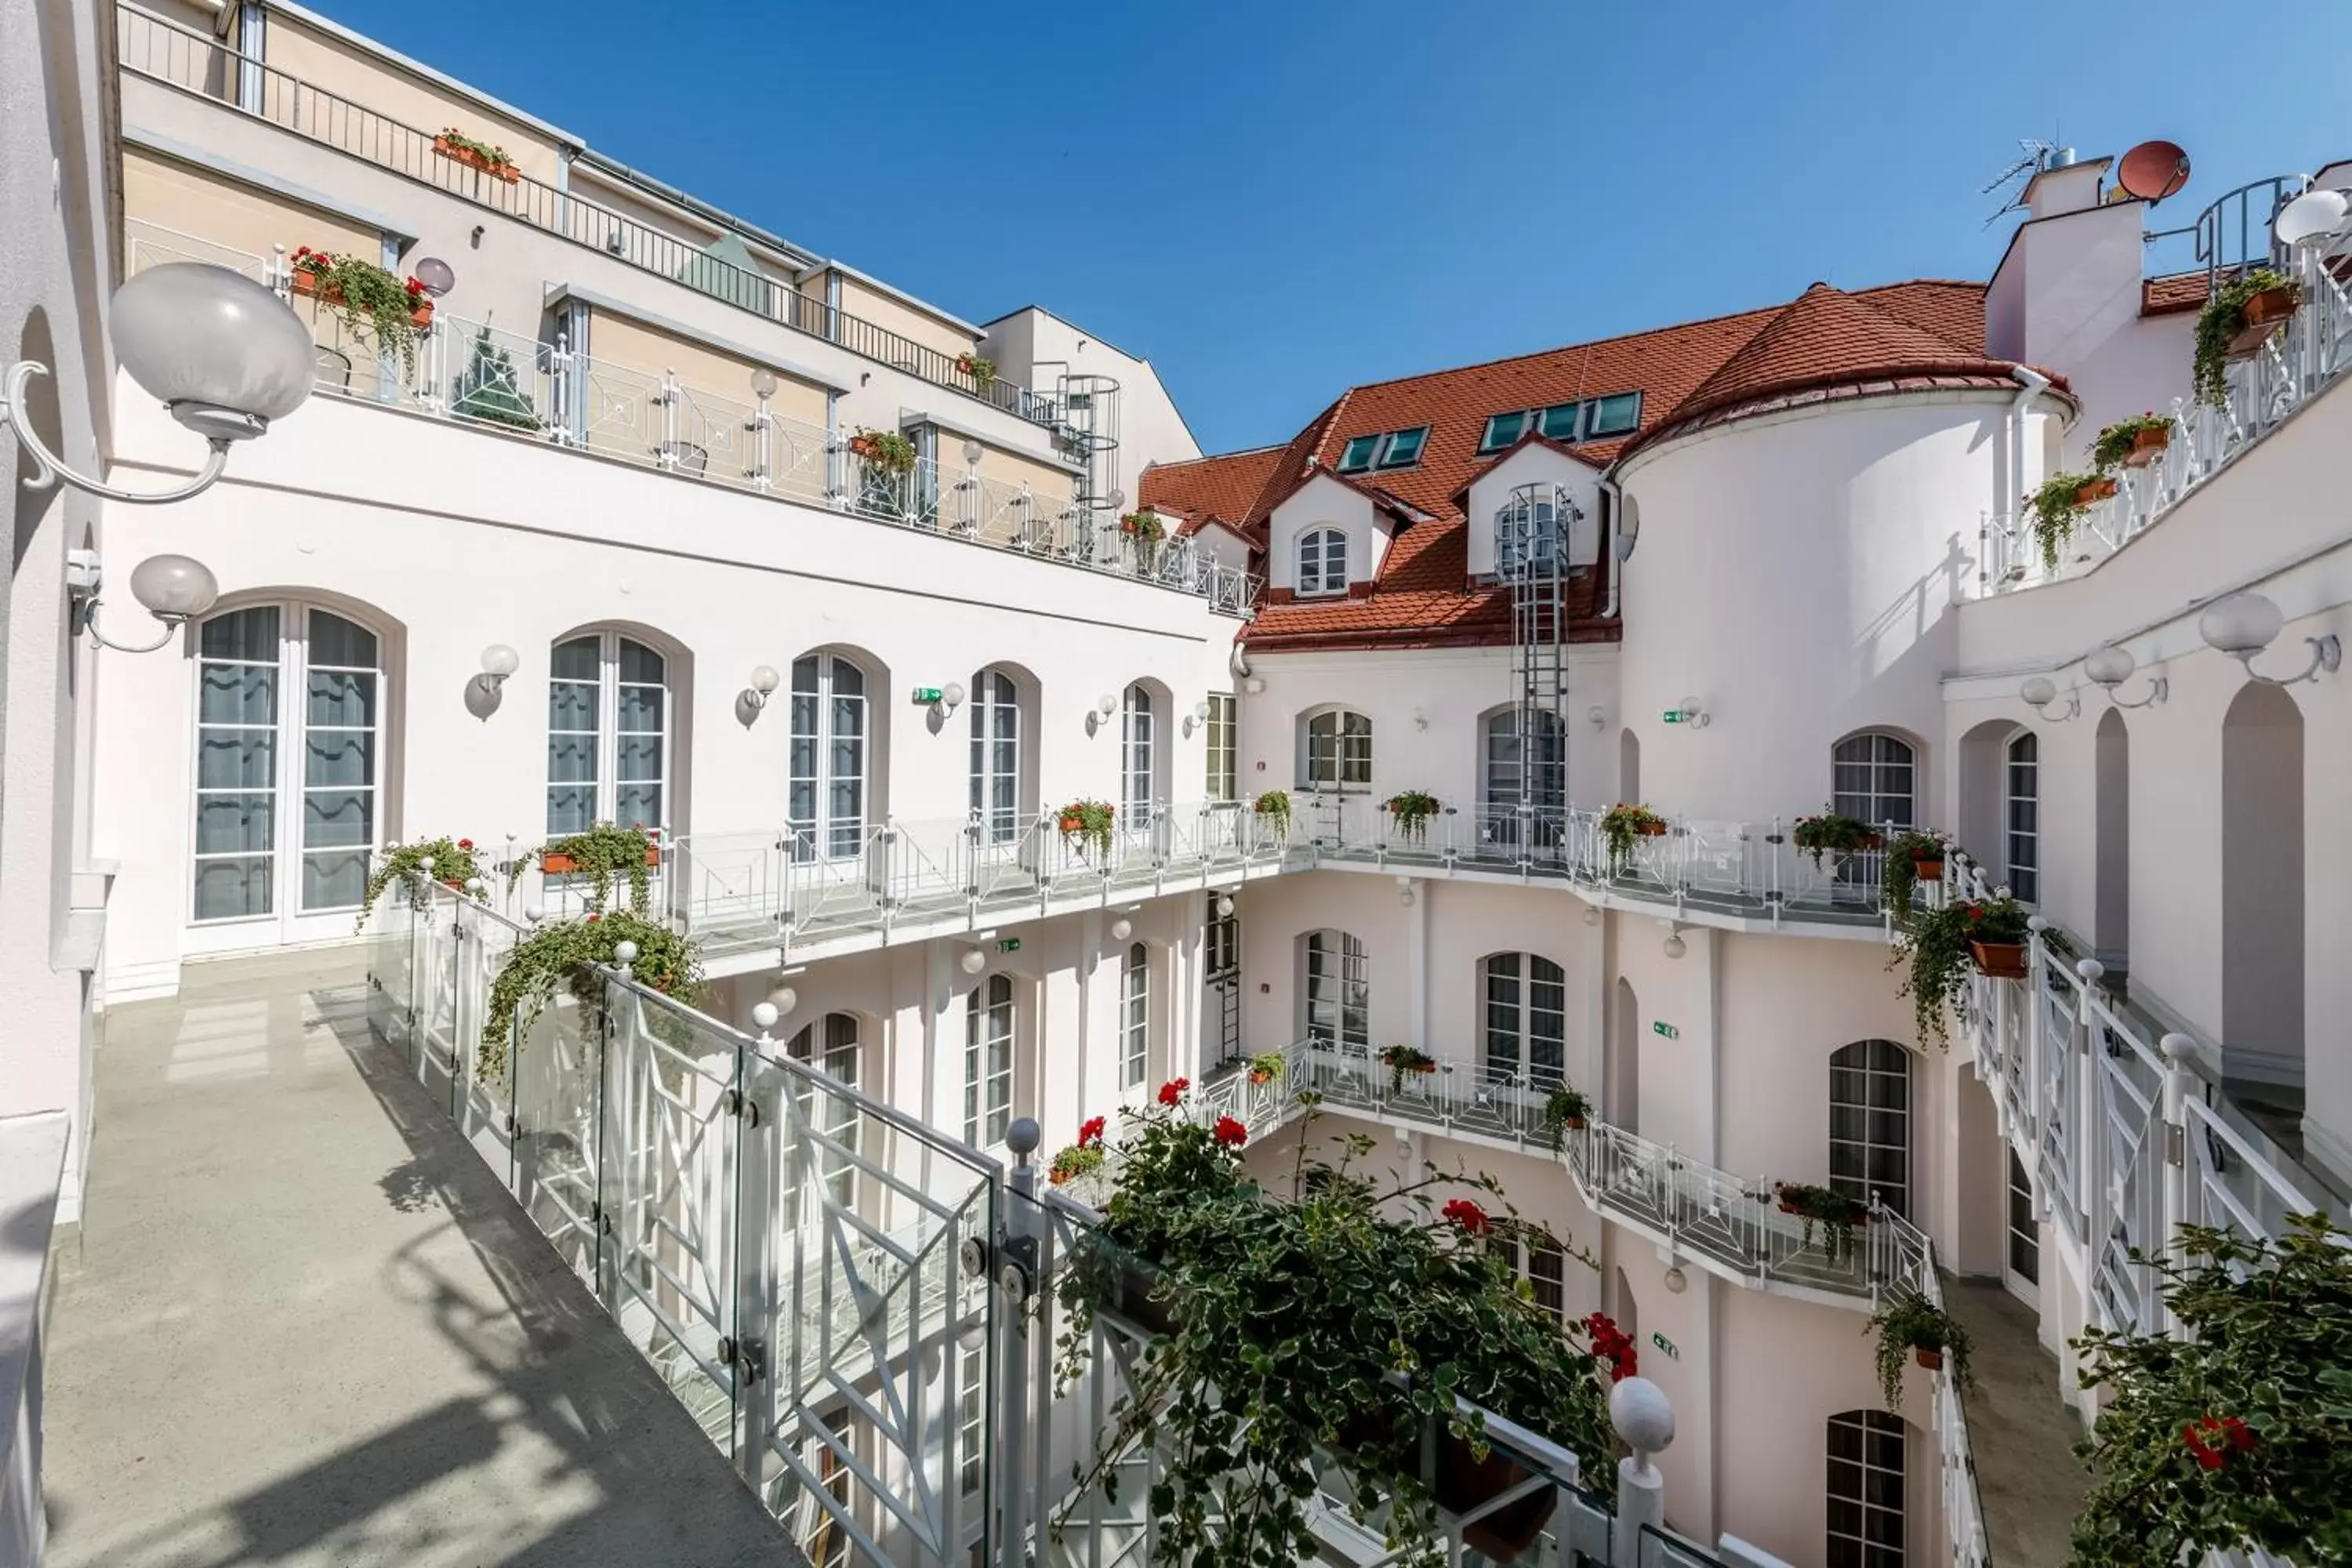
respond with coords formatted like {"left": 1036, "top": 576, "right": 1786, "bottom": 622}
{"left": 453, "top": 899, "right": 527, "bottom": 1184}
{"left": 511, "top": 985, "right": 604, "bottom": 1287}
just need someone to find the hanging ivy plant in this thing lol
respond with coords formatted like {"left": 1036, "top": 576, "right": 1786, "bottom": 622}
{"left": 1385, "top": 789, "right": 1442, "bottom": 842}
{"left": 1252, "top": 789, "right": 1292, "bottom": 838}
{"left": 1773, "top": 1181, "right": 1871, "bottom": 1261}
{"left": 956, "top": 351, "right": 997, "bottom": 391}
{"left": 1540, "top": 1083, "right": 1592, "bottom": 1152}
{"left": 1791, "top": 808, "right": 1880, "bottom": 868}
{"left": 1600, "top": 804, "right": 1665, "bottom": 869}
{"left": 1056, "top": 799, "right": 1116, "bottom": 858}
{"left": 1247, "top": 1051, "right": 1287, "bottom": 1086}
{"left": 2027, "top": 471, "right": 2110, "bottom": 571}
{"left": 2091, "top": 411, "right": 2174, "bottom": 471}
{"left": 1888, "top": 895, "right": 2031, "bottom": 1047}
{"left": 538, "top": 822, "right": 656, "bottom": 912}
{"left": 2193, "top": 268, "right": 2300, "bottom": 408}
{"left": 1880, "top": 830, "right": 1946, "bottom": 927}
{"left": 477, "top": 909, "right": 702, "bottom": 1080}
{"left": 355, "top": 836, "right": 488, "bottom": 931}
{"left": 848, "top": 427, "right": 917, "bottom": 475}
{"left": 1867, "top": 1291, "right": 1972, "bottom": 1410}
{"left": 1052, "top": 1094, "right": 1614, "bottom": 1566}
{"left": 1118, "top": 508, "right": 1167, "bottom": 544}
{"left": 289, "top": 246, "right": 429, "bottom": 376}
{"left": 2067, "top": 1214, "right": 2352, "bottom": 1567}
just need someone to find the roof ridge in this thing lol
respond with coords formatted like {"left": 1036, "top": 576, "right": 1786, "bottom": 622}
{"left": 1146, "top": 441, "right": 1289, "bottom": 466}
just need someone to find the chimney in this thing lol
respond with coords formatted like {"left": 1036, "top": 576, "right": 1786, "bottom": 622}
{"left": 2023, "top": 150, "right": 2113, "bottom": 221}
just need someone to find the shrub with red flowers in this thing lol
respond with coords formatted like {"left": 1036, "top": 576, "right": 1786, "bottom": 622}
{"left": 1583, "top": 1312, "right": 1638, "bottom": 1383}
{"left": 287, "top": 246, "right": 431, "bottom": 375}
{"left": 1156, "top": 1076, "right": 1190, "bottom": 1106}
{"left": 1052, "top": 1094, "right": 1613, "bottom": 1566}
{"left": 2067, "top": 1214, "right": 2352, "bottom": 1566}
{"left": 357, "top": 835, "right": 491, "bottom": 929}
{"left": 1079, "top": 1115, "right": 1105, "bottom": 1148}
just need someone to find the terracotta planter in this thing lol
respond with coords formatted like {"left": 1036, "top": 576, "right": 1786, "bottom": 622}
{"left": 2227, "top": 285, "right": 2301, "bottom": 356}
{"left": 1913, "top": 1346, "right": 1944, "bottom": 1373}
{"left": 540, "top": 847, "right": 661, "bottom": 875}
{"left": 1562, "top": 1115, "right": 1587, "bottom": 1131}
{"left": 1058, "top": 815, "right": 1086, "bottom": 834}
{"left": 434, "top": 134, "right": 521, "bottom": 183}
{"left": 1248, "top": 1069, "right": 1273, "bottom": 1085}
{"left": 291, "top": 269, "right": 434, "bottom": 328}
{"left": 439, "top": 877, "right": 466, "bottom": 891}
{"left": 2123, "top": 426, "right": 2172, "bottom": 466}
{"left": 1636, "top": 820, "right": 1668, "bottom": 837}
{"left": 2074, "top": 477, "right": 2118, "bottom": 506}
{"left": 1969, "top": 939, "right": 2028, "bottom": 979}
{"left": 1911, "top": 857, "right": 1944, "bottom": 880}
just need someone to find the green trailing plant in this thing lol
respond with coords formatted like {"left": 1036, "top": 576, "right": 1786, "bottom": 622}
{"left": 1385, "top": 789, "right": 1441, "bottom": 842}
{"left": 289, "top": 246, "right": 428, "bottom": 376}
{"left": 1880, "top": 830, "right": 1947, "bottom": 927}
{"left": 436, "top": 126, "right": 514, "bottom": 169}
{"left": 1247, "top": 1051, "right": 1287, "bottom": 1085}
{"left": 2092, "top": 411, "right": 2173, "bottom": 471}
{"left": 1118, "top": 508, "right": 1167, "bottom": 545}
{"left": 2067, "top": 1214, "right": 2352, "bottom": 1567}
{"left": 1773, "top": 1181, "right": 1871, "bottom": 1262}
{"left": 2194, "top": 268, "right": 2301, "bottom": 408}
{"left": 1056, "top": 799, "right": 1116, "bottom": 858}
{"left": 1791, "top": 808, "right": 1880, "bottom": 868}
{"left": 848, "top": 426, "right": 917, "bottom": 476}
{"left": 1889, "top": 894, "right": 2031, "bottom": 1047}
{"left": 478, "top": 909, "right": 702, "bottom": 1079}
{"left": 1252, "top": 789, "right": 1291, "bottom": 838}
{"left": 1600, "top": 803, "right": 1666, "bottom": 869}
{"left": 1867, "top": 1291, "right": 1972, "bottom": 1410}
{"left": 450, "top": 327, "right": 543, "bottom": 431}
{"left": 955, "top": 351, "right": 997, "bottom": 391}
{"left": 355, "top": 836, "right": 488, "bottom": 931}
{"left": 1379, "top": 1044, "right": 1437, "bottom": 1095}
{"left": 1052, "top": 1091, "right": 1614, "bottom": 1566}
{"left": 539, "top": 822, "right": 656, "bottom": 913}
{"left": 1049, "top": 1142, "right": 1107, "bottom": 1187}
{"left": 1540, "top": 1083, "right": 1592, "bottom": 1153}
{"left": 2027, "top": 471, "right": 2107, "bottom": 572}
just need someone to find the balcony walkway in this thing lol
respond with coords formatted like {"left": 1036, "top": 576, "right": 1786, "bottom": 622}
{"left": 39, "top": 948, "right": 796, "bottom": 1568}
{"left": 1940, "top": 1279, "right": 2089, "bottom": 1568}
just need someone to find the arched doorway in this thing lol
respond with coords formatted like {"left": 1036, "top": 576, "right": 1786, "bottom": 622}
{"left": 1609, "top": 975, "right": 1640, "bottom": 1132}
{"left": 2222, "top": 684, "right": 2303, "bottom": 1084}
{"left": 1618, "top": 728, "right": 1640, "bottom": 803}
{"left": 2094, "top": 710, "right": 2130, "bottom": 967}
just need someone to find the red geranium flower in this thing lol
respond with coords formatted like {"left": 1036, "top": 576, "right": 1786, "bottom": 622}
{"left": 584, "top": 913, "right": 601, "bottom": 923}
{"left": 1156, "top": 1077, "right": 1190, "bottom": 1106}
{"left": 2183, "top": 1416, "right": 2254, "bottom": 1472}
{"left": 1078, "top": 1116, "right": 1105, "bottom": 1149}
{"left": 1441, "top": 1198, "right": 1489, "bottom": 1236}
{"left": 1214, "top": 1116, "right": 1247, "bottom": 1147}
{"left": 458, "top": 838, "right": 474, "bottom": 850}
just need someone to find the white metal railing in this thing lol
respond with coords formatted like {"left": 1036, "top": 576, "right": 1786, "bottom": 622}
{"left": 119, "top": 219, "right": 1258, "bottom": 614}
{"left": 1, "top": 1111, "right": 69, "bottom": 1568}
{"left": 1983, "top": 212, "right": 2352, "bottom": 592}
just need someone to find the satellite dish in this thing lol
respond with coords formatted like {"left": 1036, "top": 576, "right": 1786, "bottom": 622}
{"left": 2117, "top": 140, "right": 2191, "bottom": 205}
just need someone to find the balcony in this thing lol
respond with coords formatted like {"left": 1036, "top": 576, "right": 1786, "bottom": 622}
{"left": 115, "top": 4, "right": 1071, "bottom": 430}
{"left": 122, "top": 220, "right": 1258, "bottom": 614}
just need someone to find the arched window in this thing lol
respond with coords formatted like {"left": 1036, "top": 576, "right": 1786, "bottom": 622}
{"left": 1297, "top": 528, "right": 1348, "bottom": 596}
{"left": 1303, "top": 930, "right": 1368, "bottom": 1052}
{"left": 1483, "top": 953, "right": 1566, "bottom": 1084}
{"left": 964, "top": 974, "right": 1014, "bottom": 1147}
{"left": 1120, "top": 942, "right": 1151, "bottom": 1088}
{"left": 1121, "top": 684, "right": 1156, "bottom": 813}
{"left": 1827, "top": 1409, "right": 1906, "bottom": 1568}
{"left": 786, "top": 1013, "right": 859, "bottom": 1210}
{"left": 1832, "top": 731, "right": 1916, "bottom": 830}
{"left": 1481, "top": 708, "right": 1566, "bottom": 851}
{"left": 193, "top": 603, "right": 385, "bottom": 938}
{"left": 1301, "top": 708, "right": 1372, "bottom": 790}
{"left": 1830, "top": 1039, "right": 1911, "bottom": 1218}
{"left": 790, "top": 652, "right": 867, "bottom": 859}
{"left": 2005, "top": 731, "right": 2038, "bottom": 902}
{"left": 549, "top": 631, "right": 668, "bottom": 833}
{"left": 969, "top": 667, "right": 1022, "bottom": 843}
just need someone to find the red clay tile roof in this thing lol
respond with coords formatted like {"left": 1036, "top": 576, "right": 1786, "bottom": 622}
{"left": 2141, "top": 271, "right": 2208, "bottom": 316}
{"left": 1140, "top": 445, "right": 1287, "bottom": 536}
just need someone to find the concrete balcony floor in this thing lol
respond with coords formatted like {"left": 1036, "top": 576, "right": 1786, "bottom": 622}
{"left": 1942, "top": 1278, "right": 2091, "bottom": 1566}
{"left": 40, "top": 947, "right": 796, "bottom": 1568}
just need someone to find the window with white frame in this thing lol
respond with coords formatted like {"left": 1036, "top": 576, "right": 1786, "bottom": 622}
{"left": 1121, "top": 941, "right": 1150, "bottom": 1088}
{"left": 790, "top": 652, "right": 868, "bottom": 859}
{"left": 1301, "top": 708, "right": 1372, "bottom": 790}
{"left": 1831, "top": 731, "right": 1916, "bottom": 831}
{"left": 1827, "top": 1409, "right": 1905, "bottom": 1568}
{"left": 1304, "top": 929, "right": 1368, "bottom": 1052}
{"left": 969, "top": 667, "right": 1021, "bottom": 844}
{"left": 2005, "top": 730, "right": 2038, "bottom": 902}
{"left": 1483, "top": 953, "right": 1566, "bottom": 1085}
{"left": 1204, "top": 693, "right": 1237, "bottom": 801}
{"left": 786, "top": 1013, "right": 860, "bottom": 1211}
{"left": 1481, "top": 707, "right": 1566, "bottom": 848}
{"left": 193, "top": 604, "right": 383, "bottom": 926}
{"left": 1521, "top": 1233, "right": 1569, "bottom": 1327}
{"left": 1297, "top": 528, "right": 1348, "bottom": 596}
{"left": 1121, "top": 684, "right": 1156, "bottom": 813}
{"left": 546, "top": 632, "right": 668, "bottom": 836}
{"left": 1829, "top": 1038, "right": 1911, "bottom": 1218}
{"left": 964, "top": 973, "right": 1014, "bottom": 1147}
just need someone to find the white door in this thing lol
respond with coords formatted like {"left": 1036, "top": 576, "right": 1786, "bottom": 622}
{"left": 187, "top": 603, "right": 385, "bottom": 951}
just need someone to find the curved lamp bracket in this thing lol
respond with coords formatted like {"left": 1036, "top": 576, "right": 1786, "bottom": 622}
{"left": 4, "top": 362, "right": 231, "bottom": 506}
{"left": 2234, "top": 635, "right": 2342, "bottom": 688}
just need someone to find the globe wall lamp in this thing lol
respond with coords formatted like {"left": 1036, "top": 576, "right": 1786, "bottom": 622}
{"left": 2198, "top": 591, "right": 2339, "bottom": 686}
{"left": 933, "top": 681, "right": 967, "bottom": 719}
{"left": 64, "top": 549, "right": 219, "bottom": 652}
{"left": 5, "top": 263, "right": 314, "bottom": 505}
{"left": 1662, "top": 924, "right": 1686, "bottom": 960}
{"left": 743, "top": 664, "right": 781, "bottom": 712}
{"left": 1184, "top": 699, "right": 1209, "bottom": 737}
{"left": 2017, "top": 675, "right": 2080, "bottom": 721}
{"left": 1674, "top": 696, "right": 1710, "bottom": 729}
{"left": 2082, "top": 644, "right": 2166, "bottom": 709}
{"left": 475, "top": 644, "right": 520, "bottom": 695}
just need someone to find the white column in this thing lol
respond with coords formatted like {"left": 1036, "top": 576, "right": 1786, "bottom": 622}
{"left": 1404, "top": 877, "right": 1428, "bottom": 1047}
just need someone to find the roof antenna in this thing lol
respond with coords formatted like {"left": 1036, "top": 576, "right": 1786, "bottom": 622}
{"left": 1980, "top": 136, "right": 2062, "bottom": 227}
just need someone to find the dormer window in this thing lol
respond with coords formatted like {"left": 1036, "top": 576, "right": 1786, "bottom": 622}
{"left": 1338, "top": 435, "right": 1381, "bottom": 474}
{"left": 1586, "top": 391, "right": 1641, "bottom": 437}
{"left": 1298, "top": 528, "right": 1348, "bottom": 596}
{"left": 1338, "top": 426, "right": 1431, "bottom": 473}
{"left": 1479, "top": 412, "right": 1529, "bottom": 453}
{"left": 1537, "top": 401, "right": 1581, "bottom": 441}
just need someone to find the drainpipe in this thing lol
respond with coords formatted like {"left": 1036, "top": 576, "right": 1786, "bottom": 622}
{"left": 1599, "top": 476, "right": 1625, "bottom": 619}
{"left": 2007, "top": 367, "right": 2051, "bottom": 538}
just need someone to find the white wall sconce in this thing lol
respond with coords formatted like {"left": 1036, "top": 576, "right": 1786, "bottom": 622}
{"left": 1662, "top": 1258, "right": 1688, "bottom": 1294}
{"left": 6, "top": 263, "right": 314, "bottom": 504}
{"left": 743, "top": 664, "right": 782, "bottom": 711}
{"left": 1583, "top": 904, "right": 1602, "bottom": 927}
{"left": 1184, "top": 699, "right": 1209, "bottom": 737}
{"left": 1396, "top": 877, "right": 1417, "bottom": 908}
{"left": 1662, "top": 924, "right": 1686, "bottom": 960}
{"left": 65, "top": 550, "right": 218, "bottom": 652}
{"left": 475, "top": 643, "right": 519, "bottom": 695}
{"left": 1243, "top": 677, "right": 1266, "bottom": 695}
{"left": 2082, "top": 644, "right": 2166, "bottom": 708}
{"left": 1216, "top": 894, "right": 1236, "bottom": 919}
{"left": 2198, "top": 591, "right": 2340, "bottom": 686}
{"left": 935, "top": 681, "right": 967, "bottom": 718}
{"left": 959, "top": 947, "right": 988, "bottom": 976}
{"left": 1587, "top": 705, "right": 1607, "bottom": 731}
{"left": 2018, "top": 675, "right": 2081, "bottom": 721}
{"left": 768, "top": 985, "right": 798, "bottom": 1018}
{"left": 1109, "top": 916, "right": 1133, "bottom": 942}
{"left": 1095, "top": 693, "right": 1117, "bottom": 718}
{"left": 1673, "top": 696, "right": 1710, "bottom": 729}
{"left": 962, "top": 437, "right": 985, "bottom": 468}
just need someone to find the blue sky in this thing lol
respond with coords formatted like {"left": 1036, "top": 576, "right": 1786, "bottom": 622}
{"left": 316, "top": 0, "right": 2352, "bottom": 455}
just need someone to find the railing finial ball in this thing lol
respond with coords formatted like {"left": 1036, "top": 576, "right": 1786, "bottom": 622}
{"left": 1006, "top": 1116, "right": 1042, "bottom": 1160}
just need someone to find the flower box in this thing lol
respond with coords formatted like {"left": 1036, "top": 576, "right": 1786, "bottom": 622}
{"left": 292, "top": 268, "right": 433, "bottom": 328}
{"left": 2074, "top": 477, "right": 2118, "bottom": 506}
{"left": 1969, "top": 939, "right": 2028, "bottom": 979}
{"left": 2227, "top": 283, "right": 2301, "bottom": 356}
{"left": 434, "top": 134, "right": 521, "bottom": 183}
{"left": 1635, "top": 818, "right": 1668, "bottom": 837}
{"left": 1248, "top": 1068, "right": 1274, "bottom": 1085}
{"left": 542, "top": 847, "right": 661, "bottom": 875}
{"left": 1913, "top": 1345, "right": 1944, "bottom": 1372}
{"left": 2123, "top": 425, "right": 2171, "bottom": 466}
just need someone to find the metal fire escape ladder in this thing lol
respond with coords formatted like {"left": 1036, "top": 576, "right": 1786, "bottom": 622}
{"left": 1501, "top": 483, "right": 1575, "bottom": 844}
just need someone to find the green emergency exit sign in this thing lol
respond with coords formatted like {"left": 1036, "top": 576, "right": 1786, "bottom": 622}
{"left": 1661, "top": 710, "right": 1685, "bottom": 724}
{"left": 1652, "top": 1021, "right": 1679, "bottom": 1040}
{"left": 996, "top": 937, "right": 1022, "bottom": 954}
{"left": 911, "top": 686, "right": 944, "bottom": 704}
